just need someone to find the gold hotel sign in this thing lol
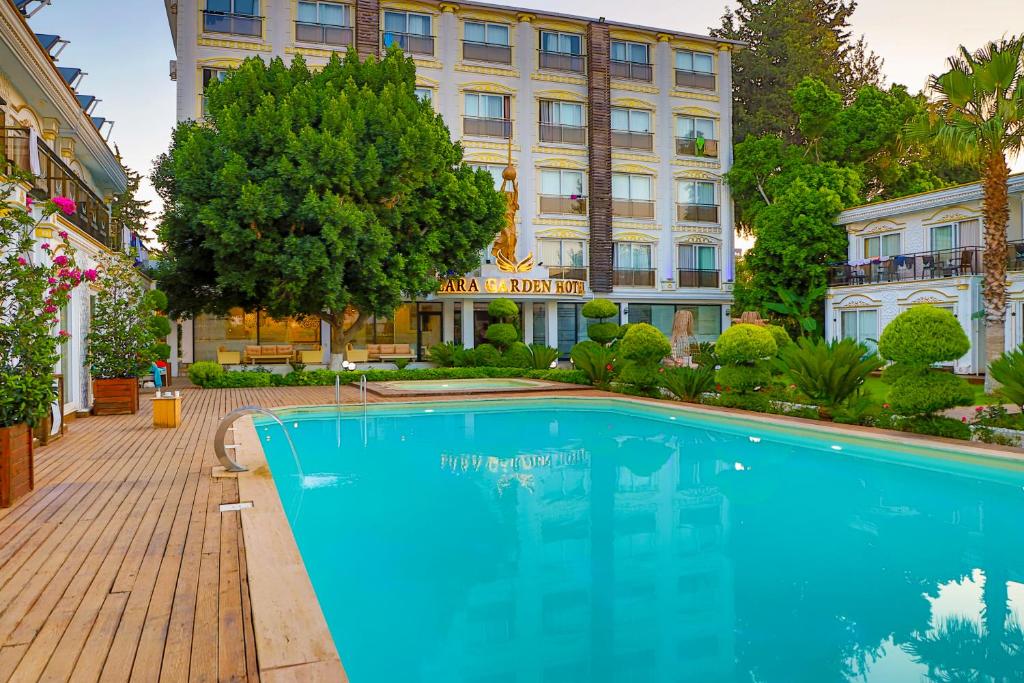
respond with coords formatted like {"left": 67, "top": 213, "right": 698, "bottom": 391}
{"left": 438, "top": 276, "right": 586, "bottom": 297}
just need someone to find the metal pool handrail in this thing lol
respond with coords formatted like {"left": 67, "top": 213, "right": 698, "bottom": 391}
{"left": 214, "top": 405, "right": 302, "bottom": 475}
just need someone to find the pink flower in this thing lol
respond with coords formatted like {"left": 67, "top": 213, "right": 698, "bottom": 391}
{"left": 17, "top": 257, "right": 26, "bottom": 266}
{"left": 58, "top": 230, "right": 68, "bottom": 239}
{"left": 25, "top": 196, "right": 33, "bottom": 210}
{"left": 975, "top": 406, "right": 984, "bottom": 413}
{"left": 53, "top": 255, "right": 69, "bottom": 266}
{"left": 58, "top": 268, "right": 69, "bottom": 277}
{"left": 83, "top": 268, "right": 98, "bottom": 282}
{"left": 51, "top": 196, "right": 76, "bottom": 216}
{"left": 58, "top": 330, "right": 70, "bottom": 338}
{"left": 41, "top": 243, "right": 51, "bottom": 251}
{"left": 43, "top": 305, "right": 57, "bottom": 314}
{"left": 47, "top": 277, "right": 57, "bottom": 285}
{"left": 961, "top": 416, "right": 967, "bottom": 423}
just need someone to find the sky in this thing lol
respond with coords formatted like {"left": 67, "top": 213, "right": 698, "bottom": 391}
{"left": 25, "top": 0, "right": 1024, "bottom": 230}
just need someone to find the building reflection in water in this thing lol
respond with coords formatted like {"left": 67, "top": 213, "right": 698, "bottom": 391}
{"left": 272, "top": 407, "right": 1024, "bottom": 683}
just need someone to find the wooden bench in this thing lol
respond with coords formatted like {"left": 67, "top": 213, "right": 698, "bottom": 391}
{"left": 366, "top": 343, "right": 415, "bottom": 362}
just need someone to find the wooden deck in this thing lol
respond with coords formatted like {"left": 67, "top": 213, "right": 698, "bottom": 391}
{"left": 0, "top": 384, "right": 607, "bottom": 682}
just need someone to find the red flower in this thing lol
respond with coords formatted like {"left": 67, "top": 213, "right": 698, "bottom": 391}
{"left": 605, "top": 363, "right": 613, "bottom": 371}
{"left": 58, "top": 330, "right": 70, "bottom": 338}
{"left": 975, "top": 406, "right": 984, "bottom": 413}
{"left": 882, "top": 403, "right": 890, "bottom": 409}
{"left": 51, "top": 196, "right": 76, "bottom": 216}
{"left": 53, "top": 255, "right": 69, "bottom": 267}
{"left": 961, "top": 416, "right": 967, "bottom": 423}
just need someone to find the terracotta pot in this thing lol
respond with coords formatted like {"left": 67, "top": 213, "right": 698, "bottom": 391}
{"left": 0, "top": 423, "right": 34, "bottom": 508}
{"left": 92, "top": 377, "right": 139, "bottom": 415}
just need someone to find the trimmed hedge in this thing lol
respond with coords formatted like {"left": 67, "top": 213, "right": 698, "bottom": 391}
{"left": 191, "top": 365, "right": 592, "bottom": 389}
{"left": 485, "top": 323, "right": 519, "bottom": 349}
{"left": 487, "top": 298, "right": 519, "bottom": 321}
{"left": 887, "top": 370, "right": 974, "bottom": 415}
{"left": 716, "top": 324, "right": 777, "bottom": 365}
{"left": 715, "top": 363, "right": 771, "bottom": 393}
{"left": 878, "top": 306, "right": 969, "bottom": 365}
{"left": 581, "top": 298, "right": 618, "bottom": 320}
{"left": 764, "top": 324, "right": 792, "bottom": 352}
{"left": 187, "top": 361, "right": 223, "bottom": 386}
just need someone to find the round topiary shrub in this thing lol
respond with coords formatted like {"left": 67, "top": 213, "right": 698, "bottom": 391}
{"left": 616, "top": 323, "right": 632, "bottom": 340}
{"left": 144, "top": 289, "right": 169, "bottom": 312}
{"left": 715, "top": 324, "right": 777, "bottom": 365}
{"left": 485, "top": 322, "right": 519, "bottom": 350}
{"left": 487, "top": 298, "right": 520, "bottom": 322}
{"left": 878, "top": 306, "right": 969, "bottom": 365}
{"left": 715, "top": 364, "right": 771, "bottom": 393}
{"left": 187, "top": 361, "right": 223, "bottom": 387}
{"left": 888, "top": 370, "right": 974, "bottom": 415}
{"left": 764, "top": 324, "right": 792, "bottom": 352}
{"left": 149, "top": 315, "right": 172, "bottom": 339}
{"left": 587, "top": 322, "right": 620, "bottom": 346}
{"left": 471, "top": 343, "right": 501, "bottom": 367}
{"left": 501, "top": 341, "right": 533, "bottom": 368}
{"left": 619, "top": 323, "right": 672, "bottom": 365}
{"left": 581, "top": 298, "right": 618, "bottom": 321}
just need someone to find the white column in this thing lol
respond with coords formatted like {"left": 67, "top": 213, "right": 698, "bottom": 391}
{"left": 718, "top": 46, "right": 736, "bottom": 284}
{"left": 655, "top": 37, "right": 675, "bottom": 288}
{"left": 320, "top": 320, "right": 331, "bottom": 363}
{"left": 461, "top": 299, "right": 474, "bottom": 347}
{"left": 181, "top": 318, "right": 194, "bottom": 363}
{"left": 522, "top": 300, "right": 534, "bottom": 344}
{"left": 546, "top": 301, "right": 559, "bottom": 350}
{"left": 442, "top": 299, "right": 456, "bottom": 342}
{"left": 515, "top": 16, "right": 538, "bottom": 258}
{"left": 437, "top": 8, "right": 460, "bottom": 134}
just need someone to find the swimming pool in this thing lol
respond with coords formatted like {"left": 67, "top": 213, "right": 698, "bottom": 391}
{"left": 364, "top": 377, "right": 588, "bottom": 396}
{"left": 257, "top": 397, "right": 1024, "bottom": 682}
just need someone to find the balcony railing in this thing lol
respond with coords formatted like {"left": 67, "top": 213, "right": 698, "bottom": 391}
{"left": 539, "top": 50, "right": 585, "bottom": 74}
{"left": 463, "top": 116, "right": 512, "bottom": 139}
{"left": 463, "top": 40, "right": 511, "bottom": 64}
{"left": 611, "top": 60, "right": 653, "bottom": 82}
{"left": 827, "top": 247, "right": 983, "bottom": 286}
{"left": 612, "top": 199, "right": 655, "bottom": 219}
{"left": 675, "top": 69, "right": 716, "bottom": 90}
{"left": 2, "top": 125, "right": 114, "bottom": 249}
{"left": 677, "top": 203, "right": 719, "bottom": 223}
{"left": 678, "top": 269, "right": 720, "bottom": 288}
{"left": 539, "top": 122, "right": 586, "bottom": 145}
{"left": 676, "top": 137, "right": 719, "bottom": 158}
{"left": 613, "top": 268, "right": 656, "bottom": 287}
{"left": 203, "top": 10, "right": 262, "bottom": 37}
{"left": 539, "top": 195, "right": 587, "bottom": 215}
{"left": 381, "top": 30, "right": 434, "bottom": 56}
{"left": 548, "top": 265, "right": 587, "bottom": 280}
{"left": 295, "top": 21, "right": 353, "bottom": 46}
{"left": 611, "top": 130, "right": 653, "bottom": 151}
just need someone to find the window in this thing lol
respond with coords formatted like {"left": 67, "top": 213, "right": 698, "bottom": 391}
{"left": 472, "top": 164, "right": 505, "bottom": 189}
{"left": 931, "top": 224, "right": 956, "bottom": 252}
{"left": 540, "top": 100, "right": 583, "bottom": 127}
{"left": 540, "top": 31, "right": 582, "bottom": 55}
{"left": 207, "top": 0, "right": 258, "bottom": 14}
{"left": 864, "top": 233, "right": 900, "bottom": 259}
{"left": 615, "top": 243, "right": 652, "bottom": 270}
{"left": 201, "top": 68, "right": 229, "bottom": 116}
{"left": 464, "top": 21, "right": 509, "bottom": 45}
{"left": 930, "top": 220, "right": 980, "bottom": 254}
{"left": 611, "top": 108, "right": 651, "bottom": 133}
{"left": 540, "top": 169, "right": 584, "bottom": 197}
{"left": 540, "top": 239, "right": 586, "bottom": 267}
{"left": 679, "top": 244, "right": 717, "bottom": 270}
{"left": 612, "top": 173, "right": 652, "bottom": 201}
{"left": 678, "top": 181, "right": 715, "bottom": 205}
{"left": 296, "top": 1, "right": 350, "bottom": 44}
{"left": 383, "top": 10, "right": 430, "bottom": 35}
{"left": 676, "top": 50, "right": 713, "bottom": 73}
{"left": 465, "top": 92, "right": 508, "bottom": 119}
{"left": 414, "top": 87, "right": 432, "bottom": 102}
{"left": 628, "top": 304, "right": 722, "bottom": 342}
{"left": 676, "top": 116, "right": 714, "bottom": 140}
{"left": 611, "top": 41, "right": 649, "bottom": 64}
{"left": 297, "top": 1, "right": 347, "bottom": 25}
{"left": 204, "top": 0, "right": 261, "bottom": 36}
{"left": 841, "top": 309, "right": 878, "bottom": 353}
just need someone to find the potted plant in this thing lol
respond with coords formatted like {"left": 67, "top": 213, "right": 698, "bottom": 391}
{"left": 87, "top": 252, "right": 167, "bottom": 415}
{"left": 0, "top": 165, "right": 86, "bottom": 506}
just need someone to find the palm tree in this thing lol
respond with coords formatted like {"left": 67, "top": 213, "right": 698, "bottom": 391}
{"left": 913, "top": 38, "right": 1024, "bottom": 391}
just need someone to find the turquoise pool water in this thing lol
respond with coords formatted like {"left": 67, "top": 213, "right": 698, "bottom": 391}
{"left": 257, "top": 398, "right": 1024, "bottom": 683}
{"left": 379, "top": 378, "right": 545, "bottom": 391}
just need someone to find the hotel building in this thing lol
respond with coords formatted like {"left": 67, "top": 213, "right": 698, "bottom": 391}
{"left": 2, "top": 1, "right": 130, "bottom": 417}
{"left": 165, "top": 0, "right": 741, "bottom": 363}
{"left": 825, "top": 173, "right": 1024, "bottom": 375}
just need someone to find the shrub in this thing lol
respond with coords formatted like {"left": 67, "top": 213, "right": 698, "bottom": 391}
{"left": 661, "top": 365, "right": 716, "bottom": 402}
{"left": 471, "top": 343, "right": 501, "bottom": 367}
{"left": 501, "top": 342, "right": 533, "bottom": 369}
{"left": 880, "top": 361, "right": 919, "bottom": 385}
{"left": 774, "top": 337, "right": 882, "bottom": 415}
{"left": 144, "top": 289, "right": 169, "bottom": 312}
{"left": 713, "top": 391, "right": 771, "bottom": 413}
{"left": 715, "top": 364, "right": 771, "bottom": 393}
{"left": 988, "top": 346, "right": 1024, "bottom": 410}
{"left": 153, "top": 343, "right": 172, "bottom": 362}
{"left": 878, "top": 306, "right": 969, "bottom": 365}
{"left": 899, "top": 415, "right": 971, "bottom": 440}
{"left": 570, "top": 340, "right": 615, "bottom": 387}
{"left": 393, "top": 358, "right": 411, "bottom": 370}
{"left": 485, "top": 322, "right": 519, "bottom": 350}
{"left": 715, "top": 324, "right": 777, "bottom": 365}
{"left": 616, "top": 323, "right": 632, "bottom": 340}
{"left": 587, "top": 322, "right": 620, "bottom": 346}
{"left": 693, "top": 342, "right": 718, "bottom": 368}
{"left": 211, "top": 370, "right": 275, "bottom": 388}
{"left": 887, "top": 371, "right": 974, "bottom": 416}
{"left": 428, "top": 342, "right": 462, "bottom": 368}
{"left": 188, "top": 361, "right": 224, "bottom": 387}
{"left": 527, "top": 344, "right": 559, "bottom": 370}
{"left": 581, "top": 298, "right": 618, "bottom": 320}
{"left": 526, "top": 369, "right": 590, "bottom": 385}
{"left": 765, "top": 324, "right": 792, "bottom": 353}
{"left": 452, "top": 346, "right": 476, "bottom": 367}
{"left": 487, "top": 298, "right": 520, "bottom": 322}
{"left": 149, "top": 315, "right": 172, "bottom": 339}
{"left": 619, "top": 323, "right": 672, "bottom": 365}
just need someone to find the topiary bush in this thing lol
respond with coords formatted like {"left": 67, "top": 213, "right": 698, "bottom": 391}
{"left": 581, "top": 298, "right": 618, "bottom": 320}
{"left": 618, "top": 323, "right": 671, "bottom": 395}
{"left": 715, "top": 324, "right": 777, "bottom": 365}
{"left": 485, "top": 322, "right": 519, "bottom": 350}
{"left": 887, "top": 371, "right": 974, "bottom": 416}
{"left": 765, "top": 324, "right": 792, "bottom": 353}
{"left": 487, "top": 298, "right": 520, "bottom": 322}
{"left": 715, "top": 364, "right": 771, "bottom": 393}
{"left": 188, "top": 361, "right": 224, "bottom": 387}
{"left": 471, "top": 343, "right": 501, "bottom": 367}
{"left": 877, "top": 306, "right": 969, "bottom": 366}
{"left": 586, "top": 322, "right": 620, "bottom": 346}
{"left": 501, "top": 341, "right": 533, "bottom": 369}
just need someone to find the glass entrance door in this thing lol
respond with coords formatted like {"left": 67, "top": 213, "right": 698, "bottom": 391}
{"left": 417, "top": 308, "right": 442, "bottom": 360}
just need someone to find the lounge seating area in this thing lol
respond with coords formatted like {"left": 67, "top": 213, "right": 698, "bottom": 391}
{"left": 215, "top": 345, "right": 323, "bottom": 366}
{"left": 346, "top": 343, "right": 415, "bottom": 362}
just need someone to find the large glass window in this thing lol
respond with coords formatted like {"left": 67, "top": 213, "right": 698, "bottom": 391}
{"left": 383, "top": 10, "right": 430, "bottom": 35}
{"left": 297, "top": 1, "right": 347, "bottom": 25}
{"left": 540, "top": 31, "right": 582, "bottom": 55}
{"left": 472, "top": 164, "right": 505, "bottom": 189}
{"left": 464, "top": 21, "right": 509, "bottom": 45}
{"left": 840, "top": 309, "right": 878, "bottom": 354}
{"left": 611, "top": 108, "right": 651, "bottom": 133}
{"left": 414, "top": 87, "right": 432, "bottom": 102}
{"left": 678, "top": 244, "right": 717, "bottom": 270}
{"left": 540, "top": 100, "right": 583, "bottom": 127}
{"left": 533, "top": 303, "right": 547, "bottom": 346}
{"left": 556, "top": 303, "right": 589, "bottom": 356}
{"left": 931, "top": 224, "right": 956, "bottom": 252}
{"left": 465, "top": 92, "right": 509, "bottom": 119}
{"left": 540, "top": 239, "right": 586, "bottom": 266}
{"left": 615, "top": 243, "right": 653, "bottom": 270}
{"left": 612, "top": 174, "right": 652, "bottom": 200}
{"left": 207, "top": 0, "right": 259, "bottom": 14}
{"left": 628, "top": 304, "right": 722, "bottom": 342}
{"left": 540, "top": 170, "right": 584, "bottom": 197}
{"left": 864, "top": 233, "right": 900, "bottom": 259}
{"left": 611, "top": 40, "right": 649, "bottom": 64}
{"left": 676, "top": 50, "right": 713, "bottom": 73}
{"left": 201, "top": 68, "right": 229, "bottom": 117}
{"left": 678, "top": 180, "right": 716, "bottom": 205}
{"left": 676, "top": 116, "right": 714, "bottom": 140}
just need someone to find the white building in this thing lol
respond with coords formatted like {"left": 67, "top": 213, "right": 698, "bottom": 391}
{"left": 825, "top": 173, "right": 1024, "bottom": 375}
{"left": 2, "top": 1, "right": 130, "bottom": 417}
{"left": 164, "top": 0, "right": 741, "bottom": 362}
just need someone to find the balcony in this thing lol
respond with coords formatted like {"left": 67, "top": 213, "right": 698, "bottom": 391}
{"left": 677, "top": 204, "right": 719, "bottom": 223}
{"left": 827, "top": 247, "right": 983, "bottom": 286}
{"left": 463, "top": 41, "right": 511, "bottom": 65}
{"left": 613, "top": 269, "right": 656, "bottom": 288}
{"left": 611, "top": 130, "right": 653, "bottom": 151}
{"left": 539, "top": 122, "right": 586, "bottom": 145}
{"left": 675, "top": 69, "right": 716, "bottom": 90}
{"left": 203, "top": 10, "right": 262, "bottom": 37}
{"left": 675, "top": 137, "right": 719, "bottom": 158}
{"left": 295, "top": 21, "right": 353, "bottom": 46}
{"left": 539, "top": 50, "right": 585, "bottom": 74}
{"left": 612, "top": 199, "right": 655, "bottom": 219}
{"left": 381, "top": 31, "right": 434, "bottom": 56}
{"left": 548, "top": 265, "right": 588, "bottom": 280}
{"left": 463, "top": 116, "right": 512, "bottom": 139}
{"left": 677, "top": 269, "right": 720, "bottom": 288}
{"left": 539, "top": 195, "right": 587, "bottom": 215}
{"left": 2, "top": 125, "right": 114, "bottom": 249}
{"left": 610, "top": 60, "right": 653, "bottom": 82}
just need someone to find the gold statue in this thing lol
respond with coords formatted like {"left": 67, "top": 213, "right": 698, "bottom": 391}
{"left": 492, "top": 137, "right": 534, "bottom": 273}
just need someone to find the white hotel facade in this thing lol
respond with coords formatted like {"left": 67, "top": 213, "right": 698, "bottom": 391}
{"left": 164, "top": 0, "right": 741, "bottom": 362}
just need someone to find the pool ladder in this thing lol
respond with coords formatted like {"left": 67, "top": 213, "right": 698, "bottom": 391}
{"left": 333, "top": 374, "right": 368, "bottom": 415}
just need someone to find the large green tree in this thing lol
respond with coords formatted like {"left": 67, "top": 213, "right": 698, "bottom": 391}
{"left": 910, "top": 37, "right": 1024, "bottom": 390}
{"left": 154, "top": 50, "right": 506, "bottom": 367}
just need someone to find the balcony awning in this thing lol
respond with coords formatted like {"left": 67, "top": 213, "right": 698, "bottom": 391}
{"left": 57, "top": 66, "right": 82, "bottom": 86}
{"left": 76, "top": 94, "right": 98, "bottom": 113}
{"left": 91, "top": 117, "right": 105, "bottom": 129}
{"left": 34, "top": 33, "right": 60, "bottom": 50}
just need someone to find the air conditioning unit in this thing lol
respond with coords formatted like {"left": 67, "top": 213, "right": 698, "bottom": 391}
{"left": 169, "top": 60, "right": 177, "bottom": 82}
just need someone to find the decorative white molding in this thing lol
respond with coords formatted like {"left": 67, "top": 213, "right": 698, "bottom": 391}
{"left": 837, "top": 174, "right": 1024, "bottom": 225}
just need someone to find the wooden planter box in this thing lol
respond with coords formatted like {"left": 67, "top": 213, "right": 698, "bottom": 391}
{"left": 92, "top": 377, "right": 139, "bottom": 416}
{"left": 0, "top": 423, "right": 33, "bottom": 508}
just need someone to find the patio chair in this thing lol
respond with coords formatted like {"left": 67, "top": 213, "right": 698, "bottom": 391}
{"left": 956, "top": 249, "right": 975, "bottom": 275}
{"left": 345, "top": 343, "right": 369, "bottom": 363}
{"left": 921, "top": 255, "right": 938, "bottom": 279}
